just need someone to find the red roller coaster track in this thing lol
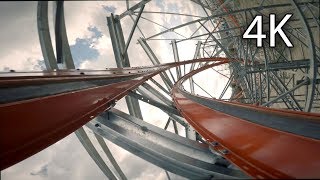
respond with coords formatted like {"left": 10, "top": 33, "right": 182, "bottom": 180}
{"left": 1, "top": 57, "right": 320, "bottom": 179}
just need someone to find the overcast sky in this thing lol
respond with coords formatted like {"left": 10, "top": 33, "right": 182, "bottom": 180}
{"left": 0, "top": 1, "right": 231, "bottom": 179}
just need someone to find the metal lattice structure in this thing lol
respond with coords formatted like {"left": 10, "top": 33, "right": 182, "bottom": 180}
{"left": 1, "top": 0, "right": 320, "bottom": 179}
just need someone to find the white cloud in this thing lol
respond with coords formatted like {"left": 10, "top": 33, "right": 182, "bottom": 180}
{"left": 0, "top": 2, "right": 44, "bottom": 72}
{"left": 2, "top": 133, "right": 105, "bottom": 180}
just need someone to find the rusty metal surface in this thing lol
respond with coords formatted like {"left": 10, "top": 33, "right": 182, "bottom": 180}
{"left": 172, "top": 62, "right": 320, "bottom": 179}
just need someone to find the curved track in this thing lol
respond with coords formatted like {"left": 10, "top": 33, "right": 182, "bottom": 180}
{"left": 1, "top": 57, "right": 320, "bottom": 178}
{"left": 1, "top": 1, "right": 320, "bottom": 179}
{"left": 172, "top": 62, "right": 320, "bottom": 178}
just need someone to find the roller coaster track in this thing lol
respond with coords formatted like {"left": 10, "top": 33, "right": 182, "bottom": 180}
{"left": 1, "top": 57, "right": 319, "bottom": 178}
{"left": 0, "top": 58, "right": 224, "bottom": 170}
{"left": 1, "top": 0, "right": 320, "bottom": 179}
{"left": 172, "top": 62, "right": 320, "bottom": 179}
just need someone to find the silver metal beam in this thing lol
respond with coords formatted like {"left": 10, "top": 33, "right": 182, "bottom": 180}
{"left": 86, "top": 108, "right": 247, "bottom": 179}
{"left": 107, "top": 14, "right": 143, "bottom": 119}
{"left": 164, "top": 117, "right": 172, "bottom": 130}
{"left": 262, "top": 79, "right": 309, "bottom": 107}
{"left": 37, "top": 1, "right": 58, "bottom": 70}
{"left": 145, "top": 3, "right": 297, "bottom": 41}
{"left": 290, "top": 0, "right": 317, "bottom": 112}
{"left": 123, "top": 5, "right": 145, "bottom": 56}
{"left": 53, "top": 1, "right": 75, "bottom": 69}
{"left": 189, "top": 41, "right": 202, "bottom": 94}
{"left": 199, "top": 22, "right": 234, "bottom": 59}
{"left": 270, "top": 71, "right": 303, "bottom": 111}
{"left": 129, "top": 14, "right": 146, "bottom": 38}
{"left": 114, "top": 15, "right": 130, "bottom": 67}
{"left": 138, "top": 11, "right": 205, "bottom": 18}
{"left": 107, "top": 15, "right": 123, "bottom": 67}
{"left": 75, "top": 128, "right": 118, "bottom": 180}
{"left": 171, "top": 40, "right": 181, "bottom": 80}
{"left": 119, "top": 0, "right": 151, "bottom": 19}
{"left": 193, "top": 80, "right": 214, "bottom": 98}
{"left": 200, "top": 22, "right": 253, "bottom": 102}
{"left": 94, "top": 134, "right": 127, "bottom": 180}
{"left": 261, "top": 73, "right": 292, "bottom": 109}
{"left": 246, "top": 59, "right": 316, "bottom": 73}
{"left": 138, "top": 83, "right": 173, "bottom": 106}
{"left": 136, "top": 15, "right": 188, "bottom": 40}
{"left": 136, "top": 85, "right": 189, "bottom": 128}
{"left": 219, "top": 73, "right": 234, "bottom": 99}
{"left": 138, "top": 38, "right": 174, "bottom": 90}
{"left": 127, "top": 91, "right": 180, "bottom": 116}
{"left": 172, "top": 120, "right": 178, "bottom": 134}
{"left": 262, "top": 46, "right": 271, "bottom": 102}
{"left": 165, "top": 171, "right": 171, "bottom": 180}
{"left": 149, "top": 78, "right": 170, "bottom": 95}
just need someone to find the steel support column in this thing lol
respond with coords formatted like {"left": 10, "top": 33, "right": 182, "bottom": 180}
{"left": 171, "top": 40, "right": 181, "bottom": 79}
{"left": 107, "top": 14, "right": 143, "bottom": 119}
{"left": 189, "top": 41, "right": 202, "bottom": 94}
{"left": 37, "top": 1, "right": 58, "bottom": 70}
{"left": 75, "top": 128, "right": 118, "bottom": 180}
{"left": 53, "top": 1, "right": 75, "bottom": 69}
{"left": 94, "top": 134, "right": 127, "bottom": 180}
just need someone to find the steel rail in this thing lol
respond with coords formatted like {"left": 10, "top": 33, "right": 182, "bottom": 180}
{"left": 108, "top": 13, "right": 144, "bottom": 120}
{"left": 0, "top": 58, "right": 225, "bottom": 170}
{"left": 172, "top": 61, "right": 320, "bottom": 179}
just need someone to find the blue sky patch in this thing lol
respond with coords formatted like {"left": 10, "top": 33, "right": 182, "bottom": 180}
{"left": 102, "top": 5, "right": 116, "bottom": 14}
{"left": 70, "top": 26, "right": 102, "bottom": 68}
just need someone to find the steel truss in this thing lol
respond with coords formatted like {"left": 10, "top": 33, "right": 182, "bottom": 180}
{"left": 1, "top": 0, "right": 320, "bottom": 179}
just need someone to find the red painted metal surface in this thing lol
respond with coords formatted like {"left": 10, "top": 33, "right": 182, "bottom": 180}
{"left": 3, "top": 56, "right": 319, "bottom": 178}
{"left": 0, "top": 58, "right": 222, "bottom": 170}
{"left": 172, "top": 63, "right": 320, "bottom": 178}
{"left": 0, "top": 78, "right": 145, "bottom": 170}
